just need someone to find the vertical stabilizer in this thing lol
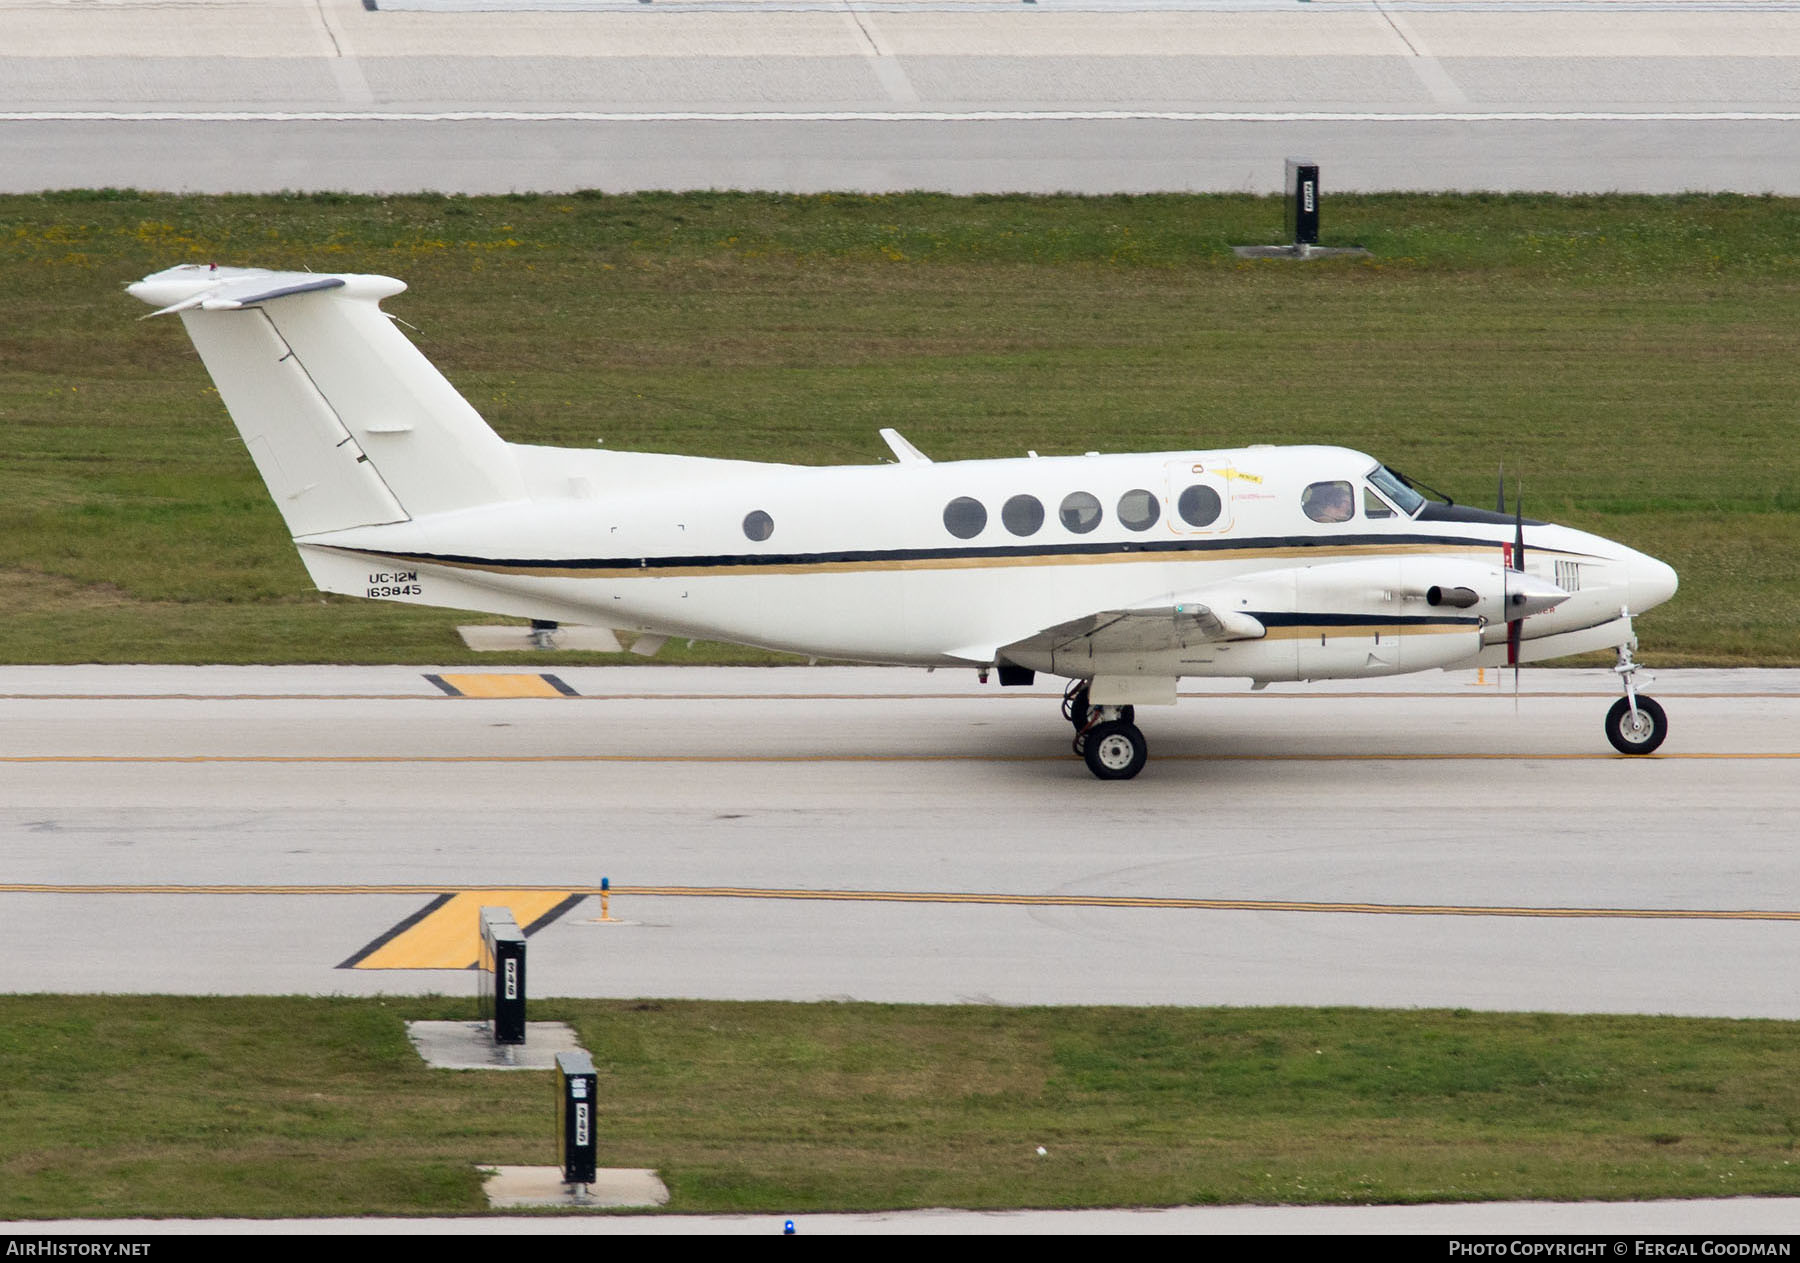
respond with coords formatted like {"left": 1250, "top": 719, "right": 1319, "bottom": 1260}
{"left": 129, "top": 265, "right": 523, "bottom": 537}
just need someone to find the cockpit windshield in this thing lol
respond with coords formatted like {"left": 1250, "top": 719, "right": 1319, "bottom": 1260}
{"left": 1367, "top": 464, "right": 1426, "bottom": 517}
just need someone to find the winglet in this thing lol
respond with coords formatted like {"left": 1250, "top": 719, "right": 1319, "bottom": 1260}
{"left": 879, "top": 428, "right": 932, "bottom": 464}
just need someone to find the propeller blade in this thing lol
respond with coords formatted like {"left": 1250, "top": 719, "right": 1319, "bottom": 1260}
{"left": 1510, "top": 481, "right": 1525, "bottom": 710}
{"left": 1512, "top": 488, "right": 1525, "bottom": 573}
{"left": 1497, "top": 464, "right": 1506, "bottom": 515}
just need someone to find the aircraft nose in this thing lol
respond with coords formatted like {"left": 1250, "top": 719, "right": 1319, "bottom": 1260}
{"left": 1627, "top": 551, "right": 1679, "bottom": 614}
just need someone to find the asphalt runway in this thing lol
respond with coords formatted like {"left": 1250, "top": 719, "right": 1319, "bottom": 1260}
{"left": 5, "top": 0, "right": 1799, "bottom": 194}
{"left": 5, "top": 664, "right": 1797, "bottom": 1017}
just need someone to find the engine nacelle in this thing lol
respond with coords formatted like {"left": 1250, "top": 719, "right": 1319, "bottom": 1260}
{"left": 1399, "top": 558, "right": 1568, "bottom": 629}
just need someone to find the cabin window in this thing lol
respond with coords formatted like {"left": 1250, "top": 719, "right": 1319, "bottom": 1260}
{"left": 943, "top": 496, "right": 987, "bottom": 540}
{"left": 1002, "top": 494, "right": 1045, "bottom": 537}
{"left": 742, "top": 510, "right": 774, "bottom": 541}
{"left": 1118, "top": 488, "right": 1160, "bottom": 532}
{"left": 1059, "top": 491, "right": 1102, "bottom": 534}
{"left": 1177, "top": 484, "right": 1222, "bottom": 528}
{"left": 1362, "top": 486, "right": 1395, "bottom": 519}
{"left": 1302, "top": 480, "right": 1355, "bottom": 523}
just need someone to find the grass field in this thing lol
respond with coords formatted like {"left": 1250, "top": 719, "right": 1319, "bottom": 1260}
{"left": 3, "top": 190, "right": 1797, "bottom": 665}
{"left": 2, "top": 997, "right": 1798, "bottom": 1218}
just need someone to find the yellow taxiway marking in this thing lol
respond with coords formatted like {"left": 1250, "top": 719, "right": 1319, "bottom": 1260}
{"left": 4, "top": 883, "right": 1797, "bottom": 923}
{"left": 427, "top": 673, "right": 574, "bottom": 699}
{"left": 345, "top": 890, "right": 578, "bottom": 970}
{"left": 1, "top": 752, "right": 1797, "bottom": 765}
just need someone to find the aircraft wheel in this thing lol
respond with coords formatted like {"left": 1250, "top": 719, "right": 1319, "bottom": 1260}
{"left": 1083, "top": 720, "right": 1148, "bottom": 780}
{"left": 1605, "top": 696, "right": 1667, "bottom": 755}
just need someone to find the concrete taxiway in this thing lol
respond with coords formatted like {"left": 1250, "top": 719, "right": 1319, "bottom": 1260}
{"left": 14, "top": 1196, "right": 1800, "bottom": 1235}
{"left": 3, "top": 664, "right": 1796, "bottom": 1017}
{"left": 5, "top": 0, "right": 1800, "bottom": 194}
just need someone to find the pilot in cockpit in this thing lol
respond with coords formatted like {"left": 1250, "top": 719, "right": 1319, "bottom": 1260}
{"left": 1302, "top": 480, "right": 1354, "bottom": 524}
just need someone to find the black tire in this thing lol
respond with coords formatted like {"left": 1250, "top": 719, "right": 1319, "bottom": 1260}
{"left": 1083, "top": 720, "right": 1148, "bottom": 780}
{"left": 1605, "top": 696, "right": 1667, "bottom": 755}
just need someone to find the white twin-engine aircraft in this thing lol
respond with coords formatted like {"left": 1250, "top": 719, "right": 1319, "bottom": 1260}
{"left": 130, "top": 264, "right": 1679, "bottom": 779}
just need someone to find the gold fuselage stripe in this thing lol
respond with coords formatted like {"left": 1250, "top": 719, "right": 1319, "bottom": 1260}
{"left": 362, "top": 539, "right": 1529, "bottom": 582}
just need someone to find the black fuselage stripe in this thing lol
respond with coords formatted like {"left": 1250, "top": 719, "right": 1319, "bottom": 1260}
{"left": 1250, "top": 612, "right": 1482, "bottom": 629}
{"left": 321, "top": 531, "right": 1555, "bottom": 574}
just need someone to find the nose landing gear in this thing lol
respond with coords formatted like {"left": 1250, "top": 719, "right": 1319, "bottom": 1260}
{"left": 1605, "top": 623, "right": 1667, "bottom": 755}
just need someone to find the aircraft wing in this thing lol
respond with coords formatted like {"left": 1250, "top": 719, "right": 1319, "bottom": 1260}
{"left": 1001, "top": 600, "right": 1265, "bottom": 662}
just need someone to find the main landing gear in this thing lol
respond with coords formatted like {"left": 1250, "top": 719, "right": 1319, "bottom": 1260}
{"left": 1605, "top": 634, "right": 1668, "bottom": 755}
{"left": 1063, "top": 681, "right": 1147, "bottom": 780}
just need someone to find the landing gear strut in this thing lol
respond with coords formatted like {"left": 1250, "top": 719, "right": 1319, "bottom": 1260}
{"left": 1062, "top": 681, "right": 1133, "bottom": 740}
{"left": 1063, "top": 681, "right": 1148, "bottom": 779}
{"left": 1605, "top": 626, "right": 1667, "bottom": 755}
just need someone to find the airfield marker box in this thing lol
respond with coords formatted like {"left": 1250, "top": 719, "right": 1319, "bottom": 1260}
{"left": 556, "top": 1050, "right": 600, "bottom": 1187}
{"left": 478, "top": 906, "right": 527, "bottom": 1045}
{"left": 1286, "top": 158, "right": 1321, "bottom": 247}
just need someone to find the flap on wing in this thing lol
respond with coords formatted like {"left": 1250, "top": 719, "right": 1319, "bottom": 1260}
{"left": 1003, "top": 601, "right": 1265, "bottom": 661}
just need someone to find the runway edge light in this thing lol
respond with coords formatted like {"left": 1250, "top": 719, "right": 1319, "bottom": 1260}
{"left": 596, "top": 875, "right": 617, "bottom": 923}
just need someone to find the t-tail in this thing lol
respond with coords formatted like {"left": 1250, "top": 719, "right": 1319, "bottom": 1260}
{"left": 128, "top": 264, "right": 523, "bottom": 538}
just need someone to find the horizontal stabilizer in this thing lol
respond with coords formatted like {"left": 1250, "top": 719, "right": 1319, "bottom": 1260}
{"left": 134, "top": 270, "right": 347, "bottom": 318}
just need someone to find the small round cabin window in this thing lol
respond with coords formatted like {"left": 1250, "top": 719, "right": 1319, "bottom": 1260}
{"left": 1059, "top": 491, "right": 1102, "bottom": 534}
{"left": 1118, "top": 488, "right": 1160, "bottom": 532}
{"left": 943, "top": 496, "right": 988, "bottom": 540}
{"left": 1001, "top": 494, "right": 1045, "bottom": 537}
{"left": 1177, "top": 484, "right": 1222, "bottom": 528}
{"left": 742, "top": 510, "right": 774, "bottom": 541}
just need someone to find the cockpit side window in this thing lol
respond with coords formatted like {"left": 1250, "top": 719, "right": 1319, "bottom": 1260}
{"left": 1362, "top": 485, "right": 1396, "bottom": 519}
{"left": 1302, "top": 480, "right": 1355, "bottom": 524}
{"left": 1367, "top": 464, "right": 1425, "bottom": 516}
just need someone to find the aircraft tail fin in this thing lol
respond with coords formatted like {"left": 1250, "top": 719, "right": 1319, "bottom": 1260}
{"left": 128, "top": 265, "right": 522, "bottom": 537}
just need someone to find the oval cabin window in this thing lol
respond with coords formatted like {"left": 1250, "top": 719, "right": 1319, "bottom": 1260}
{"left": 1002, "top": 494, "right": 1045, "bottom": 537}
{"left": 1059, "top": 491, "right": 1102, "bottom": 534}
{"left": 943, "top": 496, "right": 988, "bottom": 540}
{"left": 1177, "top": 484, "right": 1222, "bottom": 528}
{"left": 1117, "top": 488, "right": 1160, "bottom": 532}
